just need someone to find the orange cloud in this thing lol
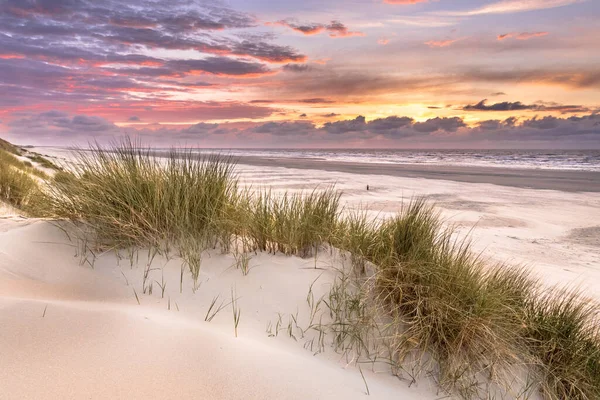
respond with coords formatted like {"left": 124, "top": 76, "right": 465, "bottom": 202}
{"left": 266, "top": 21, "right": 324, "bottom": 35}
{"left": 497, "top": 31, "right": 549, "bottom": 41}
{"left": 377, "top": 37, "right": 390, "bottom": 45}
{"left": 326, "top": 21, "right": 365, "bottom": 38}
{"left": 425, "top": 38, "right": 461, "bottom": 48}
{"left": 268, "top": 20, "right": 364, "bottom": 39}
{"left": 0, "top": 54, "right": 25, "bottom": 59}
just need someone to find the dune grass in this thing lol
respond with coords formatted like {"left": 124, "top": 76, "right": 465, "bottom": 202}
{"left": 0, "top": 161, "right": 39, "bottom": 209}
{"left": 0, "top": 149, "right": 49, "bottom": 213}
{"left": 240, "top": 187, "right": 341, "bottom": 257}
{"left": 0, "top": 137, "right": 20, "bottom": 155}
{"left": 0, "top": 150, "right": 49, "bottom": 179}
{"left": 47, "top": 141, "right": 239, "bottom": 250}
{"left": 24, "top": 152, "right": 61, "bottom": 171}
{"left": 40, "top": 140, "right": 600, "bottom": 399}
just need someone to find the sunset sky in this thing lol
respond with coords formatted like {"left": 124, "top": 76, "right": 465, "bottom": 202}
{"left": 1, "top": 0, "right": 599, "bottom": 148}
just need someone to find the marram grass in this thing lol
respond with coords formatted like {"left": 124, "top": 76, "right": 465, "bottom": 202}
{"left": 29, "top": 140, "right": 600, "bottom": 399}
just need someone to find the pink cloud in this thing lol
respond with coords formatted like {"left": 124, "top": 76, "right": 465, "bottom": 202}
{"left": 425, "top": 38, "right": 462, "bottom": 48}
{"left": 269, "top": 19, "right": 364, "bottom": 39}
{"left": 497, "top": 31, "right": 549, "bottom": 41}
{"left": 326, "top": 21, "right": 365, "bottom": 38}
{"left": 312, "top": 58, "right": 331, "bottom": 65}
{"left": 267, "top": 21, "right": 325, "bottom": 35}
{"left": 377, "top": 37, "right": 390, "bottom": 45}
{"left": 384, "top": 0, "right": 428, "bottom": 4}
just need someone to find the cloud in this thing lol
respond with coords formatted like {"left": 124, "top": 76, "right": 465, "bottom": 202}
{"left": 282, "top": 64, "right": 312, "bottom": 73}
{"left": 166, "top": 57, "right": 273, "bottom": 77}
{"left": 322, "top": 113, "right": 340, "bottom": 118}
{"left": 463, "top": 99, "right": 589, "bottom": 113}
{"left": 323, "top": 116, "right": 367, "bottom": 134}
{"left": 522, "top": 115, "right": 561, "bottom": 129}
{"left": 269, "top": 20, "right": 325, "bottom": 35}
{"left": 384, "top": 0, "right": 429, "bottom": 4}
{"left": 299, "top": 98, "right": 335, "bottom": 104}
{"left": 231, "top": 41, "right": 306, "bottom": 63}
{"left": 0, "top": 1, "right": 306, "bottom": 68}
{"left": 326, "top": 21, "right": 365, "bottom": 38}
{"left": 269, "top": 19, "right": 364, "bottom": 38}
{"left": 8, "top": 111, "right": 120, "bottom": 138}
{"left": 491, "top": 92, "right": 507, "bottom": 96}
{"left": 413, "top": 117, "right": 466, "bottom": 132}
{"left": 250, "top": 121, "right": 316, "bottom": 136}
{"left": 6, "top": 111, "right": 600, "bottom": 148}
{"left": 461, "top": 69, "right": 600, "bottom": 89}
{"left": 128, "top": 116, "right": 140, "bottom": 122}
{"left": 497, "top": 32, "right": 549, "bottom": 41}
{"left": 440, "top": 0, "right": 585, "bottom": 16}
{"left": 377, "top": 38, "right": 390, "bottom": 45}
{"left": 184, "top": 122, "right": 220, "bottom": 134}
{"left": 425, "top": 38, "right": 463, "bottom": 48}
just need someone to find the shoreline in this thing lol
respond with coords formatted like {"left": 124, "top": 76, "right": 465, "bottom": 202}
{"left": 231, "top": 155, "right": 600, "bottom": 192}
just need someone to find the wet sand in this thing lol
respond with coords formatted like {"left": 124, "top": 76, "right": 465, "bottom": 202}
{"left": 232, "top": 156, "right": 600, "bottom": 192}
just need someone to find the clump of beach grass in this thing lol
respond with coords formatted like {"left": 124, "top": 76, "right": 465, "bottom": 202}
{"left": 0, "top": 149, "right": 49, "bottom": 179}
{"left": 524, "top": 289, "right": 600, "bottom": 399}
{"left": 0, "top": 153, "right": 48, "bottom": 213}
{"left": 47, "top": 140, "right": 239, "bottom": 251}
{"left": 241, "top": 187, "right": 341, "bottom": 257}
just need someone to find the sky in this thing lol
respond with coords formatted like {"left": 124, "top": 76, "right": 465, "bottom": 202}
{"left": 0, "top": 0, "right": 599, "bottom": 148}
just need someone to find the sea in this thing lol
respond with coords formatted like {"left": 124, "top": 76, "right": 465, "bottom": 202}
{"left": 186, "top": 149, "right": 600, "bottom": 172}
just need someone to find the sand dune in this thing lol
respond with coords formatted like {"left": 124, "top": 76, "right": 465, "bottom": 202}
{"left": 0, "top": 218, "right": 438, "bottom": 399}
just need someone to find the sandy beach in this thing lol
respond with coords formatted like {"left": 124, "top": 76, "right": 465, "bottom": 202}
{"left": 229, "top": 161, "right": 600, "bottom": 298}
{"left": 232, "top": 155, "right": 600, "bottom": 192}
{"left": 1, "top": 145, "right": 599, "bottom": 399}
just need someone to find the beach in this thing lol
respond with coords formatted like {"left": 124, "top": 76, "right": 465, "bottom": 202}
{"left": 228, "top": 160, "right": 600, "bottom": 298}
{"left": 1, "top": 145, "right": 599, "bottom": 399}
{"left": 232, "top": 154, "right": 600, "bottom": 192}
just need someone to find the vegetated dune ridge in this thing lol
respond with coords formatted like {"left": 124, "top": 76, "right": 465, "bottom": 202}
{"left": 1, "top": 141, "right": 599, "bottom": 399}
{"left": 0, "top": 218, "right": 438, "bottom": 400}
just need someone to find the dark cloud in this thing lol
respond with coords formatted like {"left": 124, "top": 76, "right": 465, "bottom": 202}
{"left": 322, "top": 113, "right": 339, "bottom": 118}
{"left": 270, "top": 20, "right": 325, "bottom": 35}
{"left": 250, "top": 121, "right": 316, "bottom": 136}
{"left": 6, "top": 111, "right": 600, "bottom": 148}
{"left": 413, "top": 117, "right": 466, "bottom": 133}
{"left": 270, "top": 19, "right": 364, "bottom": 38}
{"left": 8, "top": 110, "right": 119, "bottom": 138}
{"left": 282, "top": 64, "right": 312, "bottom": 73}
{"left": 464, "top": 99, "right": 589, "bottom": 113}
{"left": 522, "top": 116, "right": 561, "bottom": 129}
{"left": 465, "top": 99, "right": 531, "bottom": 111}
{"left": 323, "top": 116, "right": 367, "bottom": 134}
{"left": 367, "top": 116, "right": 414, "bottom": 135}
{"left": 299, "top": 98, "right": 335, "bottom": 104}
{"left": 491, "top": 92, "right": 506, "bottom": 96}
{"left": 184, "top": 122, "right": 220, "bottom": 135}
{"left": 168, "top": 57, "right": 272, "bottom": 77}
{"left": 232, "top": 41, "right": 305, "bottom": 63}
{"left": 128, "top": 116, "right": 140, "bottom": 122}
{"left": 325, "top": 21, "right": 365, "bottom": 38}
{"left": 0, "top": 0, "right": 304, "bottom": 111}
